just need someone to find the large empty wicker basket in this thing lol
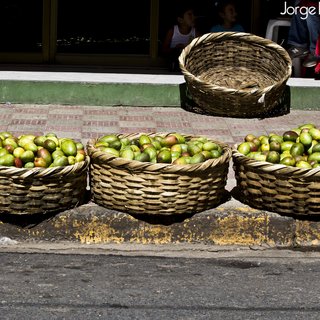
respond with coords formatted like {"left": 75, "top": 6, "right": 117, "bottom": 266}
{"left": 87, "top": 133, "right": 231, "bottom": 216}
{"left": 179, "top": 32, "right": 292, "bottom": 117}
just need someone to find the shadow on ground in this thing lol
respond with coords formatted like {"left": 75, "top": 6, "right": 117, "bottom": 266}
{"left": 179, "top": 83, "right": 291, "bottom": 119}
{"left": 0, "top": 190, "right": 232, "bottom": 228}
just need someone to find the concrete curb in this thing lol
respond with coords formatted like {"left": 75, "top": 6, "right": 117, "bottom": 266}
{"left": 1, "top": 200, "right": 320, "bottom": 247}
{"left": 0, "top": 80, "right": 181, "bottom": 107}
{"left": 0, "top": 72, "right": 319, "bottom": 109}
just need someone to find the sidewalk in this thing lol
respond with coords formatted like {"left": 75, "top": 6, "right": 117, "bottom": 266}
{"left": 1, "top": 103, "right": 320, "bottom": 247}
{"left": 2, "top": 103, "right": 320, "bottom": 190}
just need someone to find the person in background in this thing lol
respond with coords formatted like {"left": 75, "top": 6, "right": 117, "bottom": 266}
{"left": 210, "top": 0, "right": 245, "bottom": 32}
{"left": 162, "top": 2, "right": 201, "bottom": 71}
{"left": 315, "top": 35, "right": 320, "bottom": 74}
{"left": 287, "top": 0, "right": 320, "bottom": 68}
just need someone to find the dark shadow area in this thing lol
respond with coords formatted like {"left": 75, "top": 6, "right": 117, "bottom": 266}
{"left": 130, "top": 211, "right": 195, "bottom": 226}
{"left": 0, "top": 189, "right": 91, "bottom": 228}
{"left": 0, "top": 63, "right": 176, "bottom": 75}
{"left": 179, "top": 83, "right": 291, "bottom": 119}
{"left": 231, "top": 186, "right": 320, "bottom": 222}
{"left": 129, "top": 190, "right": 231, "bottom": 226}
{"left": 0, "top": 210, "right": 62, "bottom": 228}
{"left": 304, "top": 67, "right": 320, "bottom": 80}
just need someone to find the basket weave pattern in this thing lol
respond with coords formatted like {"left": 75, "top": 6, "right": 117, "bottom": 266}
{"left": 179, "top": 32, "right": 292, "bottom": 117}
{"left": 87, "top": 133, "right": 231, "bottom": 216}
{"left": 233, "top": 150, "right": 320, "bottom": 215}
{"left": 0, "top": 157, "right": 90, "bottom": 215}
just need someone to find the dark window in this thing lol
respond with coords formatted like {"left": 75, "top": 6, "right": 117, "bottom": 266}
{"left": 57, "top": 0, "right": 151, "bottom": 54}
{"left": 0, "top": 0, "right": 43, "bottom": 52}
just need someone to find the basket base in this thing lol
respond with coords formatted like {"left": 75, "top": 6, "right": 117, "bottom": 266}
{"left": 0, "top": 189, "right": 91, "bottom": 226}
{"left": 231, "top": 186, "right": 320, "bottom": 220}
{"left": 179, "top": 83, "right": 291, "bottom": 119}
{"left": 92, "top": 189, "right": 231, "bottom": 219}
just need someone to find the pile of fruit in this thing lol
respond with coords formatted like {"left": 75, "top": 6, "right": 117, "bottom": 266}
{"left": 95, "top": 133, "right": 224, "bottom": 164}
{"left": 0, "top": 132, "right": 86, "bottom": 168}
{"left": 237, "top": 124, "right": 320, "bottom": 169}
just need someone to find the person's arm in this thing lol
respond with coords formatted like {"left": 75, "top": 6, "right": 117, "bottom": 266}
{"left": 162, "top": 28, "right": 174, "bottom": 54}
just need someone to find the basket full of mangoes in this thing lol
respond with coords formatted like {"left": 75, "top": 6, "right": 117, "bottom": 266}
{"left": 0, "top": 132, "right": 89, "bottom": 215}
{"left": 87, "top": 132, "right": 231, "bottom": 216}
{"left": 233, "top": 124, "right": 320, "bottom": 216}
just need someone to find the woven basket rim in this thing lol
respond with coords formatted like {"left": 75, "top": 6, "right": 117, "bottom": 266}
{"left": 0, "top": 155, "right": 90, "bottom": 179}
{"left": 179, "top": 32, "right": 292, "bottom": 95}
{"left": 232, "top": 147, "right": 320, "bottom": 178}
{"left": 87, "top": 132, "right": 231, "bottom": 173}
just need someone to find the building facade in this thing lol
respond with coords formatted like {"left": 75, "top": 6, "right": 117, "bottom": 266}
{"left": 0, "top": 0, "right": 288, "bottom": 69}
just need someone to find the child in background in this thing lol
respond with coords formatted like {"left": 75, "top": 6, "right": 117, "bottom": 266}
{"left": 210, "top": 0, "right": 244, "bottom": 33}
{"left": 162, "top": 3, "right": 201, "bottom": 71}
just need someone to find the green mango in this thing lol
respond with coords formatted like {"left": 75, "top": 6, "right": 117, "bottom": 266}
{"left": 20, "top": 150, "right": 35, "bottom": 163}
{"left": 18, "top": 135, "right": 35, "bottom": 148}
{"left": 134, "top": 152, "right": 150, "bottom": 162}
{"left": 189, "top": 153, "right": 206, "bottom": 164}
{"left": 157, "top": 150, "right": 172, "bottom": 163}
{"left": 100, "top": 147, "right": 119, "bottom": 157}
{"left": 61, "top": 140, "right": 77, "bottom": 157}
{"left": 120, "top": 149, "right": 135, "bottom": 160}
{"left": 76, "top": 142, "right": 84, "bottom": 150}
{"left": 43, "top": 139, "right": 57, "bottom": 153}
{"left": 3, "top": 138, "right": 18, "bottom": 149}
{"left": 52, "top": 149, "right": 65, "bottom": 160}
{"left": 99, "top": 135, "right": 119, "bottom": 144}
{"left": 0, "top": 149, "right": 9, "bottom": 157}
{"left": 52, "top": 156, "right": 69, "bottom": 167}
{"left": 34, "top": 135, "right": 47, "bottom": 147}
{"left": 24, "top": 142, "right": 38, "bottom": 153}
{"left": 24, "top": 162, "right": 35, "bottom": 168}
{"left": 0, "top": 154, "right": 14, "bottom": 166}
{"left": 75, "top": 152, "right": 85, "bottom": 163}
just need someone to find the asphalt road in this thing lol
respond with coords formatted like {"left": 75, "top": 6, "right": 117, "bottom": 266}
{"left": 1, "top": 246, "right": 320, "bottom": 320}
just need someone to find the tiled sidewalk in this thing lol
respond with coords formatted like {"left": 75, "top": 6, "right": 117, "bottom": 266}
{"left": 2, "top": 103, "right": 320, "bottom": 190}
{"left": 2, "top": 103, "right": 320, "bottom": 144}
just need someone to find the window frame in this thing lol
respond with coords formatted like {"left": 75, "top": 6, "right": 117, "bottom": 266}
{"left": 0, "top": 0, "right": 261, "bottom": 67}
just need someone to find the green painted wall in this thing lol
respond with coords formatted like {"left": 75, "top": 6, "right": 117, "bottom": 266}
{"left": 0, "top": 80, "right": 319, "bottom": 109}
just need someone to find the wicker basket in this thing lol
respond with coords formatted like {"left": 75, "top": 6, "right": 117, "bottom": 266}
{"left": 233, "top": 149, "right": 320, "bottom": 216}
{"left": 87, "top": 133, "right": 231, "bottom": 216}
{"left": 179, "top": 32, "right": 292, "bottom": 118}
{"left": 0, "top": 156, "right": 90, "bottom": 215}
